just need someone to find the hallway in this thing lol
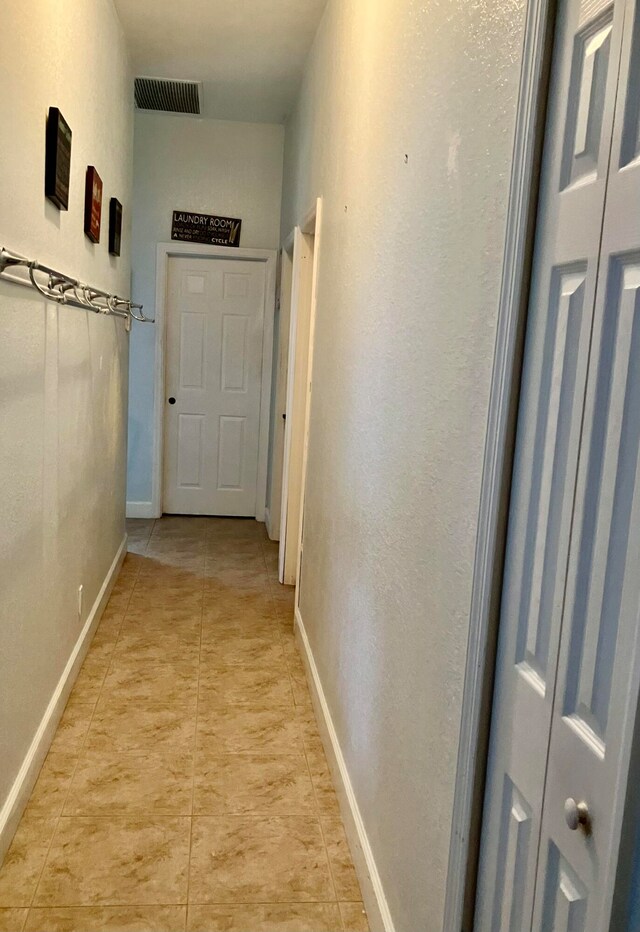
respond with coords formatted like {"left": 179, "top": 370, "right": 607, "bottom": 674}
{"left": 0, "top": 518, "right": 367, "bottom": 932}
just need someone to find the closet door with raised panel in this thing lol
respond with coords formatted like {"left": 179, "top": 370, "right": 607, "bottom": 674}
{"left": 532, "top": 1, "right": 640, "bottom": 926}
{"left": 474, "top": 0, "right": 627, "bottom": 928}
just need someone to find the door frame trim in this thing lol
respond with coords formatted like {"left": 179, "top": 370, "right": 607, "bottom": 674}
{"left": 151, "top": 242, "right": 277, "bottom": 520}
{"left": 442, "top": 0, "right": 556, "bottom": 928}
{"left": 278, "top": 197, "right": 323, "bottom": 586}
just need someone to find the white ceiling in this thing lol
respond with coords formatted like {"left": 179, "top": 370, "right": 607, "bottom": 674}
{"left": 113, "top": 0, "right": 327, "bottom": 124}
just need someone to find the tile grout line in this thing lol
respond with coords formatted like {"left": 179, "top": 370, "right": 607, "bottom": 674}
{"left": 185, "top": 527, "right": 206, "bottom": 929}
{"left": 24, "top": 898, "right": 352, "bottom": 908}
{"left": 301, "top": 735, "right": 341, "bottom": 908}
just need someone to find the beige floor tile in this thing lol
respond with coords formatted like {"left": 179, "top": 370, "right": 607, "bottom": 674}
{"left": 103, "top": 658, "right": 199, "bottom": 703}
{"left": 96, "top": 604, "right": 125, "bottom": 634}
{"left": 201, "top": 616, "right": 277, "bottom": 642}
{"left": 305, "top": 746, "right": 341, "bottom": 816}
{"left": 205, "top": 538, "right": 266, "bottom": 573}
{"left": 4, "top": 519, "right": 357, "bottom": 928}
{"left": 0, "top": 909, "right": 27, "bottom": 931}
{"left": 34, "top": 818, "right": 190, "bottom": 907}
{"left": 131, "top": 572, "right": 203, "bottom": 591}
{"left": 322, "top": 819, "right": 362, "bottom": 901}
{"left": 50, "top": 700, "right": 96, "bottom": 753}
{"left": 135, "top": 560, "right": 203, "bottom": 581}
{"left": 117, "top": 621, "right": 201, "bottom": 650}
{"left": 296, "top": 707, "right": 323, "bottom": 746}
{"left": 152, "top": 516, "right": 211, "bottom": 538}
{"left": 25, "top": 753, "right": 76, "bottom": 817}
{"left": 67, "top": 658, "right": 109, "bottom": 705}
{"left": 186, "top": 903, "right": 342, "bottom": 932}
{"left": 111, "top": 635, "right": 200, "bottom": 667}
{"left": 63, "top": 751, "right": 193, "bottom": 816}
{"left": 120, "top": 553, "right": 147, "bottom": 575}
{"left": 196, "top": 703, "right": 303, "bottom": 754}
{"left": 193, "top": 753, "right": 315, "bottom": 815}
{"left": 105, "top": 592, "right": 134, "bottom": 613}
{"left": 200, "top": 635, "right": 285, "bottom": 668}
{"left": 203, "top": 596, "right": 276, "bottom": 626}
{"left": 83, "top": 627, "right": 119, "bottom": 665}
{"left": 188, "top": 816, "right": 334, "bottom": 904}
{"left": 205, "top": 519, "right": 265, "bottom": 540}
{"left": 290, "top": 674, "right": 314, "bottom": 710}
{"left": 127, "top": 517, "right": 154, "bottom": 530}
{"left": 25, "top": 906, "right": 186, "bottom": 931}
{"left": 197, "top": 666, "right": 294, "bottom": 708}
{"left": 204, "top": 580, "right": 269, "bottom": 602}
{"left": 339, "top": 902, "right": 369, "bottom": 932}
{"left": 146, "top": 536, "right": 206, "bottom": 554}
{"left": 271, "top": 586, "right": 296, "bottom": 610}
{"left": 86, "top": 700, "right": 196, "bottom": 753}
{"left": 112, "top": 568, "right": 138, "bottom": 593}
{"left": 205, "top": 539, "right": 264, "bottom": 559}
{"left": 128, "top": 584, "right": 203, "bottom": 607}
{"left": 276, "top": 612, "right": 296, "bottom": 634}
{"left": 123, "top": 603, "right": 202, "bottom": 627}
{"left": 142, "top": 554, "right": 205, "bottom": 574}
{"left": 0, "top": 816, "right": 57, "bottom": 907}
{"left": 203, "top": 561, "right": 268, "bottom": 583}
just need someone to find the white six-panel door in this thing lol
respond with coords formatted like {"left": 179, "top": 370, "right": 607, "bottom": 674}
{"left": 532, "top": 1, "right": 640, "bottom": 926}
{"left": 163, "top": 256, "right": 266, "bottom": 516}
{"left": 476, "top": 0, "right": 640, "bottom": 928}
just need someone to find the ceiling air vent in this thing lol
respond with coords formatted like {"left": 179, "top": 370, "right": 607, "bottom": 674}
{"left": 134, "top": 77, "right": 201, "bottom": 114}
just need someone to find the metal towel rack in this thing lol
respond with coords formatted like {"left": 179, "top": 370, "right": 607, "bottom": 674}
{"left": 0, "top": 246, "right": 154, "bottom": 329}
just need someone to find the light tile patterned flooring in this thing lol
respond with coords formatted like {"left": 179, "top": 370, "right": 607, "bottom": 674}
{"left": 0, "top": 517, "right": 368, "bottom": 932}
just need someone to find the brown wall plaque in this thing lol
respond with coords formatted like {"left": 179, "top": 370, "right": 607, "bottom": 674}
{"left": 45, "top": 108, "right": 72, "bottom": 210}
{"left": 171, "top": 211, "right": 242, "bottom": 247}
{"left": 109, "top": 198, "right": 123, "bottom": 256}
{"left": 84, "top": 166, "right": 103, "bottom": 243}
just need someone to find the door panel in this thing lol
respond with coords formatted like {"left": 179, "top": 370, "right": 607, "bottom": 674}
{"left": 540, "top": 845, "right": 588, "bottom": 931}
{"left": 163, "top": 256, "right": 266, "bottom": 515}
{"left": 176, "top": 413, "right": 204, "bottom": 489}
{"left": 532, "top": 1, "right": 640, "bottom": 924}
{"left": 475, "top": 0, "right": 627, "bottom": 927}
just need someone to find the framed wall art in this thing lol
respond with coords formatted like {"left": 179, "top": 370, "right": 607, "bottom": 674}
{"left": 44, "top": 108, "right": 72, "bottom": 210}
{"left": 84, "top": 166, "right": 103, "bottom": 243}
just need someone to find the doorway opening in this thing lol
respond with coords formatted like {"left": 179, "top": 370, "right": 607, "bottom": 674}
{"left": 278, "top": 198, "right": 322, "bottom": 588}
{"left": 265, "top": 240, "right": 294, "bottom": 542}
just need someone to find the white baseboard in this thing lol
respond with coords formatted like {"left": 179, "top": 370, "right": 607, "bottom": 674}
{"left": 126, "top": 501, "right": 157, "bottom": 519}
{"left": 295, "top": 606, "right": 395, "bottom": 932}
{"left": 0, "top": 535, "right": 128, "bottom": 861}
{"left": 264, "top": 507, "right": 280, "bottom": 542}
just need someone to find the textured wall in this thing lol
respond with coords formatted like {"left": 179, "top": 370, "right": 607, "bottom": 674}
{"left": 0, "top": 1, "right": 133, "bottom": 820}
{"left": 281, "top": 1, "right": 527, "bottom": 929}
{"left": 127, "top": 114, "right": 285, "bottom": 506}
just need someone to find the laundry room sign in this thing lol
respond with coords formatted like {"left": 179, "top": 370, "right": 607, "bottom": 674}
{"left": 171, "top": 211, "right": 242, "bottom": 247}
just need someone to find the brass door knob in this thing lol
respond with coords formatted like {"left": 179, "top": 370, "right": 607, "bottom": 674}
{"left": 564, "top": 798, "right": 590, "bottom": 833}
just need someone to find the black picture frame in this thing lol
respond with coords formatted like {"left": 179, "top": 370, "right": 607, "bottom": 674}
{"left": 109, "top": 198, "right": 123, "bottom": 257}
{"left": 45, "top": 108, "right": 72, "bottom": 210}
